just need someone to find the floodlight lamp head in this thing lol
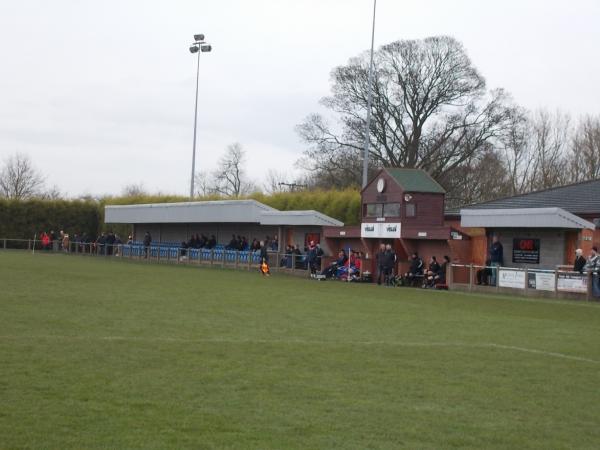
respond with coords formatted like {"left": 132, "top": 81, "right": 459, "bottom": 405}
{"left": 200, "top": 44, "right": 212, "bottom": 52}
{"left": 194, "top": 34, "right": 205, "bottom": 42}
{"left": 189, "top": 45, "right": 199, "bottom": 53}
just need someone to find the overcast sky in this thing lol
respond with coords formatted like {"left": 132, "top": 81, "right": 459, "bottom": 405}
{"left": 1, "top": 0, "right": 599, "bottom": 197}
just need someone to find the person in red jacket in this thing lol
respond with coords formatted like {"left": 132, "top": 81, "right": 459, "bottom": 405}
{"left": 40, "top": 232, "right": 50, "bottom": 250}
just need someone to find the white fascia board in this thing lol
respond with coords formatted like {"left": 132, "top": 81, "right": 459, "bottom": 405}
{"left": 460, "top": 207, "right": 594, "bottom": 229}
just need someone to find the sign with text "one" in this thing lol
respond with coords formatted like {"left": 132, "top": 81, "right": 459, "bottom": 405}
{"left": 360, "top": 222, "right": 402, "bottom": 239}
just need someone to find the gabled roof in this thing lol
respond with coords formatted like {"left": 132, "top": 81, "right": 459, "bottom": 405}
{"left": 384, "top": 168, "right": 446, "bottom": 194}
{"left": 460, "top": 207, "right": 595, "bottom": 230}
{"left": 463, "top": 178, "right": 600, "bottom": 215}
{"left": 104, "top": 199, "right": 344, "bottom": 227}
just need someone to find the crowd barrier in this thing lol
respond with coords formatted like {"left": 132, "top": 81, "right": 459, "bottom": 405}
{"left": 449, "top": 263, "right": 600, "bottom": 301}
{"left": 0, "top": 238, "right": 316, "bottom": 275}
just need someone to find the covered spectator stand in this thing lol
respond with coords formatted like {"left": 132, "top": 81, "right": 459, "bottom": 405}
{"left": 104, "top": 199, "right": 343, "bottom": 257}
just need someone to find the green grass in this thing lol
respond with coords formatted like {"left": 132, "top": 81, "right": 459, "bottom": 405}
{"left": 1, "top": 252, "right": 600, "bottom": 449}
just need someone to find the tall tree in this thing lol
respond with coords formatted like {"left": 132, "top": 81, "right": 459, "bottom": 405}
{"left": 0, "top": 153, "right": 45, "bottom": 199}
{"left": 569, "top": 115, "right": 600, "bottom": 182}
{"left": 212, "top": 143, "right": 256, "bottom": 198}
{"left": 297, "top": 36, "right": 517, "bottom": 201}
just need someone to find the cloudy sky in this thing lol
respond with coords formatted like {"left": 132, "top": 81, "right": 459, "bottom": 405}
{"left": 1, "top": 0, "right": 599, "bottom": 197}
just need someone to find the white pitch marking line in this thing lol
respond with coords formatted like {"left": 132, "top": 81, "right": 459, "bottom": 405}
{"left": 2, "top": 335, "right": 599, "bottom": 365}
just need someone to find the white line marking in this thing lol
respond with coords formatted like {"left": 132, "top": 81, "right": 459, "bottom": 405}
{"left": 1, "top": 335, "right": 599, "bottom": 365}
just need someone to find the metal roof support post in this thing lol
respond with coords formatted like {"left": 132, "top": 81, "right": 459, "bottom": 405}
{"left": 468, "top": 264, "right": 473, "bottom": 291}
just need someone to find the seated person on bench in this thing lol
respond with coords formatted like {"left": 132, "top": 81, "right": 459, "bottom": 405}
{"left": 404, "top": 252, "right": 424, "bottom": 286}
{"left": 321, "top": 250, "right": 348, "bottom": 279}
{"left": 424, "top": 256, "right": 441, "bottom": 288}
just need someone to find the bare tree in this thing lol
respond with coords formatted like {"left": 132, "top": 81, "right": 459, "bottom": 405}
{"left": 212, "top": 143, "right": 256, "bottom": 198}
{"left": 527, "top": 110, "right": 570, "bottom": 191}
{"left": 297, "top": 36, "right": 516, "bottom": 202}
{"left": 569, "top": 115, "right": 600, "bottom": 182}
{"left": 193, "top": 170, "right": 215, "bottom": 197}
{"left": 0, "top": 153, "right": 45, "bottom": 199}
{"left": 121, "top": 183, "right": 147, "bottom": 197}
{"left": 262, "top": 169, "right": 290, "bottom": 194}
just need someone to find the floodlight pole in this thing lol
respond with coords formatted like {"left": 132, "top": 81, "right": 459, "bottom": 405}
{"left": 361, "top": 0, "right": 377, "bottom": 189}
{"left": 190, "top": 46, "right": 201, "bottom": 199}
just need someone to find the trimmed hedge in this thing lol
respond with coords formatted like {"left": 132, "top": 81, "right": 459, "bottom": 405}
{"left": 0, "top": 190, "right": 361, "bottom": 240}
{"left": 0, "top": 199, "right": 100, "bottom": 239}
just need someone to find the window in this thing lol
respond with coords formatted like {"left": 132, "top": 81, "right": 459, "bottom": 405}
{"left": 405, "top": 203, "right": 416, "bottom": 217}
{"left": 366, "top": 203, "right": 383, "bottom": 218}
{"left": 383, "top": 203, "right": 401, "bottom": 217}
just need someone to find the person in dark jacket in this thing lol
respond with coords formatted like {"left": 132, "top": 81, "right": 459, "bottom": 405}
{"left": 375, "top": 244, "right": 386, "bottom": 285}
{"left": 404, "top": 252, "right": 424, "bottom": 286}
{"left": 143, "top": 231, "right": 152, "bottom": 258}
{"left": 383, "top": 244, "right": 397, "bottom": 286}
{"left": 424, "top": 256, "right": 441, "bottom": 288}
{"left": 489, "top": 235, "right": 503, "bottom": 286}
{"left": 476, "top": 259, "right": 493, "bottom": 285}
{"left": 574, "top": 249, "right": 586, "bottom": 273}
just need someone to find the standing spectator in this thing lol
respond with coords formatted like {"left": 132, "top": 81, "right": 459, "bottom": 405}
{"left": 489, "top": 235, "right": 504, "bottom": 286}
{"left": 61, "top": 232, "right": 70, "bottom": 252}
{"left": 585, "top": 246, "right": 599, "bottom": 272}
{"left": 375, "top": 244, "right": 386, "bottom": 285}
{"left": 383, "top": 244, "right": 397, "bottom": 286}
{"left": 271, "top": 235, "right": 279, "bottom": 251}
{"left": 143, "top": 231, "right": 152, "bottom": 258}
{"left": 106, "top": 231, "right": 116, "bottom": 256}
{"left": 40, "top": 232, "right": 50, "bottom": 250}
{"left": 307, "top": 240, "right": 318, "bottom": 276}
{"left": 574, "top": 249, "right": 586, "bottom": 273}
{"left": 438, "top": 255, "right": 450, "bottom": 285}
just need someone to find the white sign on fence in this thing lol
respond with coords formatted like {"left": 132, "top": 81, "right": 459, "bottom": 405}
{"left": 360, "top": 222, "right": 401, "bottom": 239}
{"left": 528, "top": 272, "right": 556, "bottom": 292}
{"left": 498, "top": 269, "right": 526, "bottom": 289}
{"left": 557, "top": 273, "right": 587, "bottom": 293}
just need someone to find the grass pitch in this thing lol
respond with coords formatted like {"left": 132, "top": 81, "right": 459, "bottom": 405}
{"left": 1, "top": 252, "right": 600, "bottom": 449}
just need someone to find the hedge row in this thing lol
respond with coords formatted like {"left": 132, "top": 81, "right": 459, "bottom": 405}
{"left": 0, "top": 199, "right": 100, "bottom": 239}
{"left": 0, "top": 190, "right": 361, "bottom": 239}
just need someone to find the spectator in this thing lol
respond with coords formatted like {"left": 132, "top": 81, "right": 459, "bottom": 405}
{"left": 383, "top": 244, "right": 397, "bottom": 286}
{"left": 585, "top": 246, "right": 599, "bottom": 272}
{"left": 321, "top": 249, "right": 348, "bottom": 278}
{"left": 438, "top": 255, "right": 450, "bottom": 285}
{"left": 424, "top": 256, "right": 441, "bottom": 288}
{"left": 40, "top": 231, "right": 50, "bottom": 250}
{"left": 375, "top": 244, "right": 386, "bottom": 285}
{"left": 476, "top": 259, "right": 492, "bottom": 285}
{"left": 271, "top": 235, "right": 279, "bottom": 251}
{"left": 307, "top": 240, "right": 318, "bottom": 276}
{"left": 404, "top": 252, "right": 424, "bottom": 286}
{"left": 106, "top": 231, "right": 116, "bottom": 256}
{"left": 143, "top": 231, "right": 152, "bottom": 258}
{"left": 226, "top": 234, "right": 238, "bottom": 250}
{"left": 127, "top": 235, "right": 134, "bottom": 245}
{"left": 489, "top": 235, "right": 503, "bottom": 286}
{"left": 97, "top": 232, "right": 106, "bottom": 255}
{"left": 574, "top": 249, "right": 586, "bottom": 273}
{"left": 206, "top": 235, "right": 217, "bottom": 249}
{"left": 61, "top": 232, "right": 70, "bottom": 253}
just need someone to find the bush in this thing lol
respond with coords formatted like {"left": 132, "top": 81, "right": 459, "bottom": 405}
{"left": 0, "top": 199, "right": 100, "bottom": 239}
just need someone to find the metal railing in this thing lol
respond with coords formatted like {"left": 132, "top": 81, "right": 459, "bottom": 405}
{"left": 0, "top": 238, "right": 324, "bottom": 276}
{"left": 448, "top": 263, "right": 599, "bottom": 301}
